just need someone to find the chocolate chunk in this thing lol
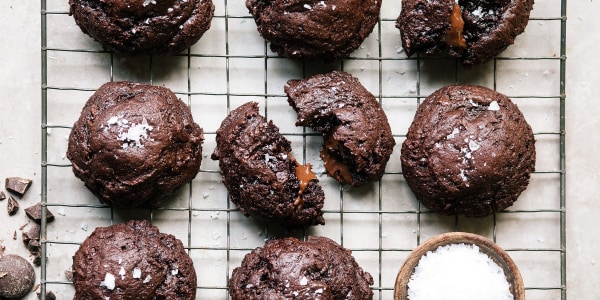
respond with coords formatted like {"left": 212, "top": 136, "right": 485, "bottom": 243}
{"left": 27, "top": 240, "right": 41, "bottom": 255}
{"left": 64, "top": 270, "right": 73, "bottom": 283}
{"left": 38, "top": 291, "right": 57, "bottom": 300}
{"left": 0, "top": 191, "right": 5, "bottom": 201}
{"left": 0, "top": 254, "right": 36, "bottom": 299}
{"left": 33, "top": 254, "right": 43, "bottom": 267}
{"left": 12, "top": 231, "right": 16, "bottom": 240}
{"left": 22, "top": 224, "right": 41, "bottom": 244}
{"left": 5, "top": 177, "right": 32, "bottom": 197}
{"left": 24, "top": 203, "right": 54, "bottom": 224}
{"left": 7, "top": 196, "right": 18, "bottom": 216}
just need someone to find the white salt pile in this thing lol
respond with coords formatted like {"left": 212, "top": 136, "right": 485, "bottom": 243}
{"left": 407, "top": 243, "right": 513, "bottom": 300}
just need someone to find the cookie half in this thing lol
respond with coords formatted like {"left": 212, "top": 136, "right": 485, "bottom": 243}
{"left": 286, "top": 70, "right": 395, "bottom": 186}
{"left": 211, "top": 102, "right": 325, "bottom": 229}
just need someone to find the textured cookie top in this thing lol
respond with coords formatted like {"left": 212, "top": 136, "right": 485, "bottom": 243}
{"left": 401, "top": 85, "right": 535, "bottom": 217}
{"left": 69, "top": 0, "right": 215, "bottom": 55}
{"left": 286, "top": 70, "right": 395, "bottom": 186}
{"left": 211, "top": 102, "right": 325, "bottom": 229}
{"left": 396, "top": 0, "right": 534, "bottom": 65}
{"left": 229, "top": 236, "right": 373, "bottom": 300}
{"left": 246, "top": 0, "right": 381, "bottom": 61}
{"left": 67, "top": 81, "right": 204, "bottom": 208}
{"left": 71, "top": 220, "right": 197, "bottom": 300}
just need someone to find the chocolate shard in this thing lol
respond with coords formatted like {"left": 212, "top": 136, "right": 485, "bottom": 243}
{"left": 7, "top": 196, "right": 19, "bottom": 216}
{"left": 0, "top": 191, "right": 5, "bottom": 201}
{"left": 27, "top": 239, "right": 41, "bottom": 255}
{"left": 24, "top": 203, "right": 54, "bottom": 224}
{"left": 22, "top": 224, "right": 41, "bottom": 244}
{"left": 64, "top": 270, "right": 73, "bottom": 282}
{"left": 38, "top": 291, "right": 57, "bottom": 300}
{"left": 5, "top": 177, "right": 32, "bottom": 197}
{"left": 33, "top": 254, "right": 43, "bottom": 266}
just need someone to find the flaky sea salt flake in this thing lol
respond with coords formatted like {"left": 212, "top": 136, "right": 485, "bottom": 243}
{"left": 100, "top": 273, "right": 116, "bottom": 290}
{"left": 488, "top": 101, "right": 500, "bottom": 111}
{"left": 143, "top": 0, "right": 157, "bottom": 6}
{"left": 132, "top": 268, "right": 141, "bottom": 279}
{"left": 143, "top": 275, "right": 152, "bottom": 283}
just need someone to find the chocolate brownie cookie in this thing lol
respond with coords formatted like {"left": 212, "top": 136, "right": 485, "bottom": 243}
{"left": 211, "top": 102, "right": 325, "bottom": 229}
{"left": 229, "top": 236, "right": 373, "bottom": 300}
{"left": 72, "top": 220, "right": 196, "bottom": 300}
{"left": 69, "top": 0, "right": 215, "bottom": 55}
{"left": 396, "top": 0, "right": 534, "bottom": 66}
{"left": 246, "top": 0, "right": 381, "bottom": 61}
{"left": 67, "top": 81, "right": 203, "bottom": 208}
{"left": 286, "top": 70, "right": 395, "bottom": 186}
{"left": 401, "top": 85, "right": 535, "bottom": 217}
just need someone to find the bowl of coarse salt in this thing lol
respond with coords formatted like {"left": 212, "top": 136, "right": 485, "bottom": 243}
{"left": 394, "top": 232, "right": 524, "bottom": 300}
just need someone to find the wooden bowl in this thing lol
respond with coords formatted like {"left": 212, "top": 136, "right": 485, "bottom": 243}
{"left": 394, "top": 232, "right": 525, "bottom": 300}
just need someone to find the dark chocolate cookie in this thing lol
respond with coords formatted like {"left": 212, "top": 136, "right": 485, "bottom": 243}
{"left": 211, "top": 102, "right": 325, "bottom": 229}
{"left": 286, "top": 70, "right": 395, "bottom": 186}
{"left": 246, "top": 0, "right": 381, "bottom": 61}
{"left": 71, "top": 220, "right": 196, "bottom": 300}
{"left": 69, "top": 0, "right": 215, "bottom": 55}
{"left": 396, "top": 0, "right": 534, "bottom": 66}
{"left": 229, "top": 236, "right": 373, "bottom": 300}
{"left": 400, "top": 85, "right": 535, "bottom": 217}
{"left": 67, "top": 81, "right": 204, "bottom": 208}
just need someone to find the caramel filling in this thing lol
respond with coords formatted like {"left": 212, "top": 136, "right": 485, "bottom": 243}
{"left": 320, "top": 148, "right": 353, "bottom": 185}
{"left": 293, "top": 160, "right": 318, "bottom": 207}
{"left": 446, "top": 4, "right": 467, "bottom": 48}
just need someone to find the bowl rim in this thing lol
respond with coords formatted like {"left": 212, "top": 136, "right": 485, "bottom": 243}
{"left": 393, "top": 231, "right": 525, "bottom": 300}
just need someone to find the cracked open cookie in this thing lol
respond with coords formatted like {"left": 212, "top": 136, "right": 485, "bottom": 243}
{"left": 211, "top": 102, "right": 325, "bottom": 229}
{"left": 246, "top": 0, "right": 381, "bottom": 61}
{"left": 67, "top": 81, "right": 204, "bottom": 208}
{"left": 396, "top": 0, "right": 534, "bottom": 66}
{"left": 69, "top": 0, "right": 215, "bottom": 55}
{"left": 229, "top": 236, "right": 373, "bottom": 300}
{"left": 71, "top": 220, "right": 196, "bottom": 300}
{"left": 286, "top": 70, "right": 395, "bottom": 187}
{"left": 400, "top": 85, "right": 535, "bottom": 217}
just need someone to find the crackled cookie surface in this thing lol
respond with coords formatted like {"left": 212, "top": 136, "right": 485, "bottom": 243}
{"left": 246, "top": 0, "right": 381, "bottom": 61}
{"left": 401, "top": 85, "right": 535, "bottom": 217}
{"left": 69, "top": 0, "right": 215, "bottom": 55}
{"left": 211, "top": 102, "right": 325, "bottom": 229}
{"left": 396, "top": 0, "right": 534, "bottom": 65}
{"left": 286, "top": 70, "right": 395, "bottom": 186}
{"left": 229, "top": 236, "right": 373, "bottom": 300}
{"left": 72, "top": 220, "right": 197, "bottom": 300}
{"left": 67, "top": 81, "right": 204, "bottom": 208}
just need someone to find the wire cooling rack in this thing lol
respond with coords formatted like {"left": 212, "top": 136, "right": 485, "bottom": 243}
{"left": 40, "top": 0, "right": 566, "bottom": 299}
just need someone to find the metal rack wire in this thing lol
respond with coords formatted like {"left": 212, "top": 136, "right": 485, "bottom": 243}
{"left": 40, "top": 0, "right": 566, "bottom": 299}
